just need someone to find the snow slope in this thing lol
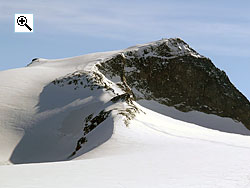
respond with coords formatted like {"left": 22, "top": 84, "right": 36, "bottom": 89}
{"left": 0, "top": 39, "right": 250, "bottom": 187}
{"left": 1, "top": 106, "right": 250, "bottom": 187}
{"left": 0, "top": 52, "right": 126, "bottom": 164}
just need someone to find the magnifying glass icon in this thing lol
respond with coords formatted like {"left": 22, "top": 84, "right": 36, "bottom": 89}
{"left": 17, "top": 16, "right": 32, "bottom": 31}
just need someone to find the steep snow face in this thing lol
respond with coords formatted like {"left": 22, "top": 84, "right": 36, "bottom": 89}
{"left": 0, "top": 48, "right": 141, "bottom": 164}
{"left": 0, "top": 51, "right": 122, "bottom": 164}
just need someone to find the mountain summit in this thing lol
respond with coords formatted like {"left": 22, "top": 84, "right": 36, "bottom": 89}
{"left": 0, "top": 38, "right": 249, "bottom": 166}
{"left": 1, "top": 38, "right": 250, "bottom": 187}
{"left": 98, "top": 38, "right": 250, "bottom": 131}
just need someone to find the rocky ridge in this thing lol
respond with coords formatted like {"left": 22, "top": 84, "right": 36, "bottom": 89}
{"left": 97, "top": 38, "right": 250, "bottom": 129}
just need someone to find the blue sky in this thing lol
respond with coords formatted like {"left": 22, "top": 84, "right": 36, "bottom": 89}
{"left": 1, "top": 0, "right": 250, "bottom": 99}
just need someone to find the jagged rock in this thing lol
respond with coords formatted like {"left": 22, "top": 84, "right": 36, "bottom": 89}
{"left": 98, "top": 38, "right": 250, "bottom": 130}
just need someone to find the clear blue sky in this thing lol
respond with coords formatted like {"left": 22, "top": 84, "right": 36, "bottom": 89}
{"left": 1, "top": 0, "right": 249, "bottom": 100}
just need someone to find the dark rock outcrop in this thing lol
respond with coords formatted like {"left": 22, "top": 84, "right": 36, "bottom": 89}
{"left": 97, "top": 38, "right": 250, "bottom": 130}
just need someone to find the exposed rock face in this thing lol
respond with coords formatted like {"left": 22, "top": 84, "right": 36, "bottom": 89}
{"left": 97, "top": 38, "right": 250, "bottom": 130}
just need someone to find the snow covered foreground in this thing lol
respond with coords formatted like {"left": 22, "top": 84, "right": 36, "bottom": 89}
{"left": 1, "top": 106, "right": 250, "bottom": 188}
{"left": 1, "top": 39, "right": 250, "bottom": 187}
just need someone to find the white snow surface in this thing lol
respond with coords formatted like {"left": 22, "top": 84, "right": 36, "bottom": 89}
{"left": 1, "top": 39, "right": 250, "bottom": 187}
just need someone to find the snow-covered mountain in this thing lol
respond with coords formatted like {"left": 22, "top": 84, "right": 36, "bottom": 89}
{"left": 1, "top": 38, "right": 250, "bottom": 188}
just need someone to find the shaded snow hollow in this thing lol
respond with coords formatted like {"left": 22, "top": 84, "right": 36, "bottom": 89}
{"left": 0, "top": 38, "right": 250, "bottom": 188}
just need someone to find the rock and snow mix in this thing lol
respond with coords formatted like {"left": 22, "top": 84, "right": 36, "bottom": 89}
{"left": 0, "top": 38, "right": 250, "bottom": 188}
